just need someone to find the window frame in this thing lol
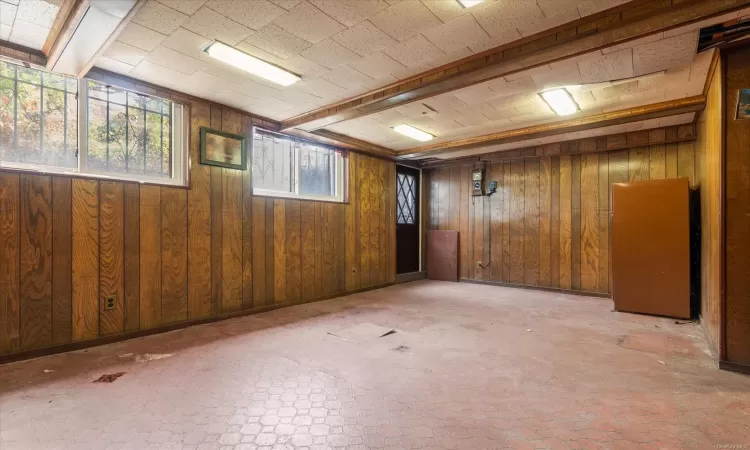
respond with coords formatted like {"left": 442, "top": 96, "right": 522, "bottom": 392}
{"left": 251, "top": 127, "right": 348, "bottom": 203}
{"left": 0, "top": 58, "right": 189, "bottom": 187}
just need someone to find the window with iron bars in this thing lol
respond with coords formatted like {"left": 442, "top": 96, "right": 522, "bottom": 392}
{"left": 0, "top": 59, "right": 187, "bottom": 186}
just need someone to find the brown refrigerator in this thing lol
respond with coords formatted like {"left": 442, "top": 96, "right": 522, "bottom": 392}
{"left": 611, "top": 178, "right": 691, "bottom": 319}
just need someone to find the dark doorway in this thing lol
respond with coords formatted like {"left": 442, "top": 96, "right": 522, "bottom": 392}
{"left": 396, "top": 164, "right": 420, "bottom": 274}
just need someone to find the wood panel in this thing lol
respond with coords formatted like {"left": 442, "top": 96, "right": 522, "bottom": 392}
{"left": 0, "top": 173, "right": 20, "bottom": 354}
{"left": 425, "top": 131, "right": 697, "bottom": 296}
{"left": 19, "top": 175, "right": 53, "bottom": 350}
{"left": 99, "top": 182, "right": 124, "bottom": 336}
{"left": 52, "top": 177, "right": 72, "bottom": 344}
{"left": 72, "top": 179, "right": 99, "bottom": 341}
{"left": 0, "top": 99, "right": 397, "bottom": 358}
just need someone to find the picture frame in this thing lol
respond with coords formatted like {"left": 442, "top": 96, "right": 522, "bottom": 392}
{"left": 200, "top": 127, "right": 247, "bottom": 170}
{"left": 737, "top": 89, "right": 750, "bottom": 120}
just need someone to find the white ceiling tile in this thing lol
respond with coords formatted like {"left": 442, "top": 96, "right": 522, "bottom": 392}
{"left": 247, "top": 97, "right": 296, "bottom": 117}
{"left": 383, "top": 34, "right": 444, "bottom": 67}
{"left": 369, "top": 0, "right": 442, "bottom": 41}
{"left": 350, "top": 51, "right": 406, "bottom": 80}
{"left": 9, "top": 19, "right": 49, "bottom": 49}
{"left": 233, "top": 79, "right": 282, "bottom": 98}
{"left": 321, "top": 65, "right": 375, "bottom": 89}
{"left": 114, "top": 23, "right": 168, "bottom": 52}
{"left": 602, "top": 33, "right": 663, "bottom": 55}
{"left": 154, "top": 0, "right": 208, "bottom": 15}
{"left": 273, "top": 87, "right": 322, "bottom": 106}
{"left": 518, "top": 7, "right": 579, "bottom": 37}
{"left": 505, "top": 65, "right": 550, "bottom": 82}
{"left": 146, "top": 46, "right": 207, "bottom": 74}
{"left": 492, "top": 76, "right": 537, "bottom": 96}
{"left": 536, "top": 0, "right": 578, "bottom": 18}
{"left": 132, "top": 1, "right": 188, "bottom": 34}
{"left": 182, "top": 5, "right": 252, "bottom": 45}
{"left": 244, "top": 23, "right": 312, "bottom": 59}
{"left": 131, "top": 60, "right": 191, "bottom": 88}
{"left": 531, "top": 61, "right": 582, "bottom": 89}
{"left": 15, "top": 0, "right": 58, "bottom": 27}
{"left": 471, "top": 0, "right": 534, "bottom": 43}
{"left": 1, "top": 2, "right": 17, "bottom": 26}
{"left": 308, "top": 0, "right": 389, "bottom": 27}
{"left": 205, "top": 0, "right": 286, "bottom": 31}
{"left": 333, "top": 20, "right": 397, "bottom": 57}
{"left": 300, "top": 38, "right": 360, "bottom": 69}
{"left": 212, "top": 89, "right": 259, "bottom": 109}
{"left": 488, "top": 93, "right": 532, "bottom": 111}
{"left": 295, "top": 77, "right": 345, "bottom": 98}
{"left": 270, "top": 0, "right": 303, "bottom": 10}
{"left": 632, "top": 31, "right": 697, "bottom": 76}
{"left": 420, "top": 0, "right": 473, "bottom": 23}
{"left": 94, "top": 56, "right": 135, "bottom": 74}
{"left": 570, "top": 89, "right": 596, "bottom": 109}
{"left": 185, "top": 69, "right": 234, "bottom": 91}
{"left": 577, "top": 48, "right": 633, "bottom": 83}
{"left": 452, "top": 84, "right": 497, "bottom": 105}
{"left": 161, "top": 27, "right": 212, "bottom": 59}
{"left": 272, "top": 1, "right": 345, "bottom": 44}
{"left": 688, "top": 48, "right": 713, "bottom": 84}
{"left": 105, "top": 41, "right": 150, "bottom": 66}
{"left": 577, "top": 0, "right": 628, "bottom": 16}
{"left": 0, "top": 23, "right": 10, "bottom": 40}
{"left": 422, "top": 13, "right": 490, "bottom": 54}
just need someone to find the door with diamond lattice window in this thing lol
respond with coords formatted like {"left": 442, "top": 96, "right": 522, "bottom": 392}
{"left": 396, "top": 164, "right": 420, "bottom": 274}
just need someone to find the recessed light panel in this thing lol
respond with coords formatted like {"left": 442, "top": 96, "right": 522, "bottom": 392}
{"left": 393, "top": 124, "right": 435, "bottom": 142}
{"left": 203, "top": 41, "right": 300, "bottom": 87}
{"left": 539, "top": 89, "right": 579, "bottom": 116}
{"left": 457, "top": 0, "right": 484, "bottom": 7}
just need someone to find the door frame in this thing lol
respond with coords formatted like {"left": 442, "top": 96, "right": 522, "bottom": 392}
{"left": 395, "top": 162, "right": 423, "bottom": 273}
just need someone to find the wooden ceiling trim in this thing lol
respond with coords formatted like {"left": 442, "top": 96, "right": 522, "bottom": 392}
{"left": 420, "top": 124, "right": 696, "bottom": 168}
{"left": 398, "top": 96, "right": 705, "bottom": 158}
{"left": 42, "top": 0, "right": 82, "bottom": 57}
{"left": 281, "top": 0, "right": 750, "bottom": 132}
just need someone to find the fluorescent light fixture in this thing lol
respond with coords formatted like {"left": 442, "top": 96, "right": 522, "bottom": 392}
{"left": 539, "top": 88, "right": 579, "bottom": 116}
{"left": 457, "top": 0, "right": 484, "bottom": 7}
{"left": 203, "top": 41, "right": 300, "bottom": 87}
{"left": 393, "top": 124, "right": 435, "bottom": 142}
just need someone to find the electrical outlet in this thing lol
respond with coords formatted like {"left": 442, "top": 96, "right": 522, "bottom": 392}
{"left": 104, "top": 295, "right": 116, "bottom": 310}
{"left": 476, "top": 262, "right": 483, "bottom": 269}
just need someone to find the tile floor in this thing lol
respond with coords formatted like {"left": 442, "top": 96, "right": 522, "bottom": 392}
{"left": 1, "top": 280, "right": 749, "bottom": 450}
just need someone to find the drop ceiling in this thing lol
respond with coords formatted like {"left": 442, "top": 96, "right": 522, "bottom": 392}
{"left": 82, "top": 0, "right": 750, "bottom": 160}
{"left": 0, "top": 0, "right": 60, "bottom": 49}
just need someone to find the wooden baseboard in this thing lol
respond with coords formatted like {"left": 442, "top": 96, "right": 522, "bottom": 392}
{"left": 719, "top": 360, "right": 750, "bottom": 375}
{"left": 396, "top": 271, "right": 426, "bottom": 284}
{"left": 0, "top": 282, "right": 395, "bottom": 365}
{"left": 459, "top": 278, "right": 612, "bottom": 299}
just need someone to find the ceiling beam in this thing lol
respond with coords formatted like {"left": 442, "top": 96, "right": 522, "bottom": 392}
{"left": 280, "top": 0, "right": 749, "bottom": 132}
{"left": 42, "top": 0, "right": 82, "bottom": 57}
{"left": 397, "top": 96, "right": 705, "bottom": 159}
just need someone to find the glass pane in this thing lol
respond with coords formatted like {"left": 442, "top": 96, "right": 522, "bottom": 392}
{"left": 299, "top": 143, "right": 334, "bottom": 197}
{"left": 161, "top": 111, "right": 171, "bottom": 177}
{"left": 145, "top": 111, "right": 164, "bottom": 175}
{"left": 397, "top": 173, "right": 416, "bottom": 224}
{"left": 17, "top": 67, "right": 41, "bottom": 84}
{"left": 252, "top": 134, "right": 293, "bottom": 193}
{"left": 107, "top": 101, "right": 127, "bottom": 171}
{"left": 127, "top": 105, "right": 146, "bottom": 174}
{"left": 0, "top": 76, "right": 15, "bottom": 160}
{"left": 0, "top": 60, "right": 15, "bottom": 78}
{"left": 87, "top": 97, "right": 108, "bottom": 170}
{"left": 43, "top": 87, "right": 76, "bottom": 168}
{"left": 44, "top": 72, "right": 68, "bottom": 90}
{"left": 16, "top": 81, "right": 42, "bottom": 164}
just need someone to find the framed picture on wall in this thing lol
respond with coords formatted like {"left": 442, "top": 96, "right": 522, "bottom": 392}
{"left": 200, "top": 127, "right": 247, "bottom": 170}
{"left": 737, "top": 89, "right": 750, "bottom": 120}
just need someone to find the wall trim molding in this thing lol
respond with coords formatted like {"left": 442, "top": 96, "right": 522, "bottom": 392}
{"left": 459, "top": 279, "right": 612, "bottom": 299}
{"left": 0, "top": 282, "right": 396, "bottom": 365}
{"left": 719, "top": 360, "right": 750, "bottom": 375}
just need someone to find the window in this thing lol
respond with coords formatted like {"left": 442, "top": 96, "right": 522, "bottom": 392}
{"left": 252, "top": 128, "right": 347, "bottom": 202}
{"left": 397, "top": 172, "right": 417, "bottom": 224}
{"left": 0, "top": 59, "right": 187, "bottom": 186}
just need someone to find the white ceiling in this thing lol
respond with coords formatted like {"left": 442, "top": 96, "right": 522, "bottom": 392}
{"left": 325, "top": 37, "right": 714, "bottom": 151}
{"left": 0, "top": 0, "right": 60, "bottom": 49}
{"left": 99, "top": 0, "right": 630, "bottom": 120}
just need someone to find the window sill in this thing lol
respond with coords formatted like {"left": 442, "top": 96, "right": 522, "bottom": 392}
{"left": 0, "top": 163, "right": 189, "bottom": 189}
{"left": 252, "top": 189, "right": 347, "bottom": 204}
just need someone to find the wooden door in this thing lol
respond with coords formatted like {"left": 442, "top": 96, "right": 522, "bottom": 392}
{"left": 611, "top": 178, "right": 691, "bottom": 319}
{"left": 396, "top": 165, "right": 420, "bottom": 274}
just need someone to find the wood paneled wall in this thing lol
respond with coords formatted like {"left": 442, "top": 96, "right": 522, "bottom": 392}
{"left": 0, "top": 80, "right": 396, "bottom": 357}
{"left": 424, "top": 127, "right": 697, "bottom": 295}
{"left": 695, "top": 55, "right": 723, "bottom": 359}
{"left": 724, "top": 46, "right": 750, "bottom": 366}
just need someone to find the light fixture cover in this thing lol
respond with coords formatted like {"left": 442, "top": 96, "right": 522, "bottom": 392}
{"left": 457, "top": 0, "right": 484, "bottom": 7}
{"left": 203, "top": 41, "right": 300, "bottom": 87}
{"left": 393, "top": 124, "right": 435, "bottom": 142}
{"left": 539, "top": 89, "right": 579, "bottom": 116}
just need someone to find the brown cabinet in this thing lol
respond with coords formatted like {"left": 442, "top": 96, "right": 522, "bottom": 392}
{"left": 611, "top": 178, "right": 691, "bottom": 319}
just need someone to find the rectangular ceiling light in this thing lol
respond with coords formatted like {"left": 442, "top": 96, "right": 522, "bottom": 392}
{"left": 457, "top": 0, "right": 485, "bottom": 7}
{"left": 540, "top": 89, "right": 579, "bottom": 116}
{"left": 203, "top": 41, "right": 300, "bottom": 87}
{"left": 393, "top": 124, "right": 435, "bottom": 142}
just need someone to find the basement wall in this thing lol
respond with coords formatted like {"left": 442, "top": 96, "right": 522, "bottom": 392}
{"left": 424, "top": 126, "right": 697, "bottom": 295}
{"left": 0, "top": 69, "right": 397, "bottom": 360}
